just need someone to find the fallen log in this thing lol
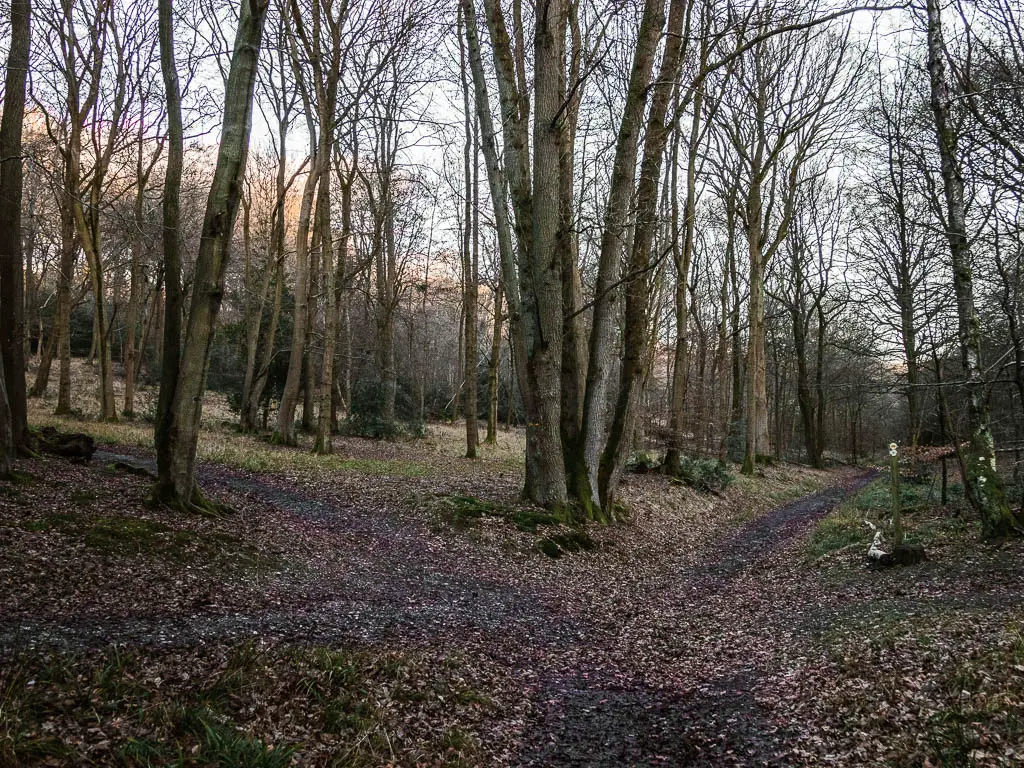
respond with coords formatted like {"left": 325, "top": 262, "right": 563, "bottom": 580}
{"left": 37, "top": 426, "right": 96, "bottom": 463}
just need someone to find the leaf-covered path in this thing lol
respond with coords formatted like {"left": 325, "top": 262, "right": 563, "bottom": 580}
{"left": 1, "top": 441, "right": 884, "bottom": 765}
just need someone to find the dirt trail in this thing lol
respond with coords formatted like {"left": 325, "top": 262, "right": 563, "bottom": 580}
{"left": 515, "top": 472, "right": 877, "bottom": 767}
{"left": 6, "top": 451, "right": 874, "bottom": 765}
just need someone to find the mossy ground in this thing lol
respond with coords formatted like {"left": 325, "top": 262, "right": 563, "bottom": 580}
{"left": 429, "top": 493, "right": 596, "bottom": 557}
{"left": 805, "top": 471, "right": 968, "bottom": 560}
{"left": 0, "top": 642, "right": 490, "bottom": 767}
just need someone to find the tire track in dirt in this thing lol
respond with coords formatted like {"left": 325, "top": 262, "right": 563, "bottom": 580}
{"left": 2, "top": 449, "right": 585, "bottom": 654}
{"left": 514, "top": 471, "right": 877, "bottom": 767}
{"left": 4, "top": 450, "right": 873, "bottom": 766}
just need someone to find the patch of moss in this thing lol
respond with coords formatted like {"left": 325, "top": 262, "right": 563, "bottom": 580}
{"left": 70, "top": 489, "right": 99, "bottom": 506}
{"left": 536, "top": 530, "right": 597, "bottom": 559}
{"left": 436, "top": 494, "right": 499, "bottom": 530}
{"left": 535, "top": 538, "right": 563, "bottom": 559}
{"left": 19, "top": 512, "right": 275, "bottom": 569}
{"left": 82, "top": 516, "right": 173, "bottom": 554}
{"left": 434, "top": 494, "right": 564, "bottom": 536}
{"left": 806, "top": 513, "right": 867, "bottom": 559}
{"left": 510, "top": 509, "right": 561, "bottom": 533}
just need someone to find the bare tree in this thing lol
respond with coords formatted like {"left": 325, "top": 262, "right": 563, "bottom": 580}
{"left": 154, "top": 0, "right": 271, "bottom": 509}
{"left": 0, "top": 0, "right": 31, "bottom": 457}
{"left": 923, "top": 0, "right": 1017, "bottom": 538}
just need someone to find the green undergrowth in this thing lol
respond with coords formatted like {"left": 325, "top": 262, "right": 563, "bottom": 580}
{"left": 806, "top": 474, "right": 969, "bottom": 561}
{"left": 430, "top": 494, "right": 596, "bottom": 558}
{"left": 669, "top": 456, "right": 733, "bottom": 493}
{"left": 17, "top": 509, "right": 275, "bottom": 570}
{"left": 0, "top": 641, "right": 490, "bottom": 767}
{"left": 822, "top": 610, "right": 1024, "bottom": 767}
{"left": 29, "top": 413, "right": 431, "bottom": 479}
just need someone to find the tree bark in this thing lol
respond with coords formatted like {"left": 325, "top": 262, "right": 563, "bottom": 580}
{"left": 0, "top": 0, "right": 31, "bottom": 450}
{"left": 54, "top": 193, "right": 77, "bottom": 414}
{"left": 579, "top": 0, "right": 666, "bottom": 512}
{"left": 155, "top": 0, "right": 185, "bottom": 496}
{"left": 925, "top": 0, "right": 1017, "bottom": 538}
{"left": 314, "top": 170, "right": 336, "bottom": 454}
{"left": 599, "top": 0, "right": 690, "bottom": 512}
{"left": 486, "top": 283, "right": 503, "bottom": 444}
{"left": 155, "top": 0, "right": 270, "bottom": 508}
{"left": 459, "top": 10, "right": 479, "bottom": 457}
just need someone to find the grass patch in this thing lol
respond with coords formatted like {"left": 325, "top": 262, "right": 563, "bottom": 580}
{"left": 806, "top": 503, "right": 868, "bottom": 559}
{"left": 29, "top": 412, "right": 432, "bottom": 479}
{"left": 432, "top": 494, "right": 560, "bottom": 532}
{"left": 535, "top": 530, "right": 597, "bottom": 559}
{"left": 806, "top": 475, "right": 969, "bottom": 560}
{"left": 18, "top": 512, "right": 274, "bottom": 569}
{"left": 0, "top": 642, "right": 490, "bottom": 767}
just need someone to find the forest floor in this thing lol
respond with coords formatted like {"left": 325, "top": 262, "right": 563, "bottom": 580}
{"left": 2, "top": 389, "right": 1024, "bottom": 765}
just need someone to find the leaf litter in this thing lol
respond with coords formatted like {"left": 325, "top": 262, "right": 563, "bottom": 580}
{"left": 2, "top": 428, "right": 1023, "bottom": 766}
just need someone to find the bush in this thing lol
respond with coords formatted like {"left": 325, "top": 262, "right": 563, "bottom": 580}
{"left": 625, "top": 451, "right": 660, "bottom": 474}
{"left": 340, "top": 379, "right": 422, "bottom": 439}
{"left": 673, "top": 456, "right": 733, "bottom": 493}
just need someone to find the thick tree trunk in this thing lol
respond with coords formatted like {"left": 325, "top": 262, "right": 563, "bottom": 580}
{"left": 155, "top": 0, "right": 269, "bottom": 508}
{"left": 522, "top": 0, "right": 569, "bottom": 510}
{"left": 0, "top": 0, "right": 31, "bottom": 450}
{"left": 925, "top": 0, "right": 1017, "bottom": 539}
{"left": 579, "top": 0, "right": 665, "bottom": 511}
{"left": 598, "top": 0, "right": 689, "bottom": 513}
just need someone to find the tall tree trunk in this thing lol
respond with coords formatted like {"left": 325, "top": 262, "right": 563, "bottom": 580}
{"left": 0, "top": 344, "right": 12, "bottom": 478}
{"left": 275, "top": 161, "right": 319, "bottom": 444}
{"left": 461, "top": 0, "right": 532, "bottom": 428}
{"left": 155, "top": 0, "right": 185, "bottom": 496}
{"left": 742, "top": 182, "right": 769, "bottom": 474}
{"left": 314, "top": 172, "right": 336, "bottom": 454}
{"left": 459, "top": 11, "right": 479, "bottom": 457}
{"left": 579, "top": 0, "right": 666, "bottom": 511}
{"left": 244, "top": 255, "right": 283, "bottom": 431}
{"left": 665, "top": 77, "right": 704, "bottom": 473}
{"left": 123, "top": 135, "right": 151, "bottom": 418}
{"left": 71, "top": 187, "right": 116, "bottom": 422}
{"left": 716, "top": 242, "right": 732, "bottom": 461}
{"left": 54, "top": 196, "right": 76, "bottom": 414}
{"left": 558, "top": 2, "right": 587, "bottom": 502}
{"left": 24, "top": 193, "right": 38, "bottom": 360}
{"left": 925, "top": 0, "right": 1017, "bottom": 538}
{"left": 155, "top": 0, "right": 270, "bottom": 507}
{"left": 0, "top": 0, "right": 31, "bottom": 450}
{"left": 486, "top": 283, "right": 503, "bottom": 444}
{"left": 523, "top": 0, "right": 569, "bottom": 510}
{"left": 598, "top": 0, "right": 690, "bottom": 513}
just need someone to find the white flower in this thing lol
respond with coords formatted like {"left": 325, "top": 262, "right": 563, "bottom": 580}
{"left": 889, "top": 448, "right": 898, "bottom": 457}
{"left": 889, "top": 442, "right": 898, "bottom": 451}
{"left": 978, "top": 475, "right": 987, "bottom": 485}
